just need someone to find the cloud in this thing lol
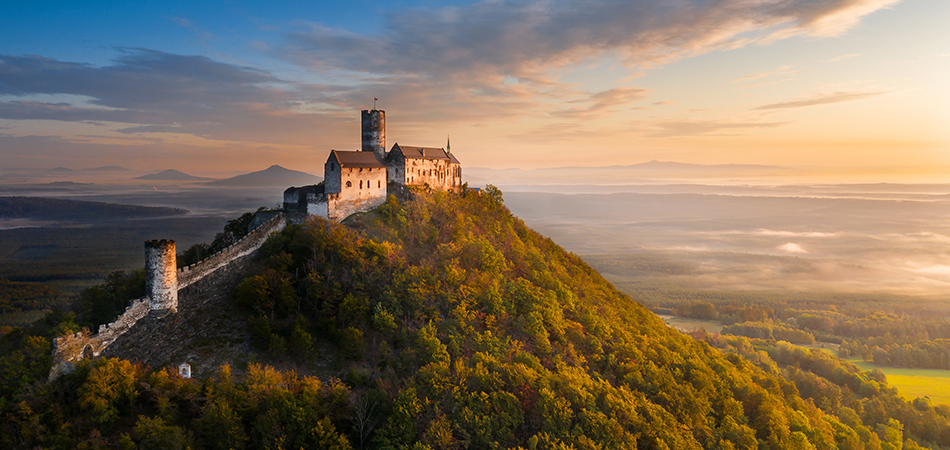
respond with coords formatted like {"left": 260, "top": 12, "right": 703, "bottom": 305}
{"left": 553, "top": 86, "right": 650, "bottom": 118}
{"left": 170, "top": 16, "right": 214, "bottom": 46}
{"left": 755, "top": 229, "right": 840, "bottom": 238}
{"left": 281, "top": 0, "right": 901, "bottom": 80}
{"left": 736, "top": 65, "right": 795, "bottom": 81}
{"left": 754, "top": 90, "right": 888, "bottom": 110}
{"left": 645, "top": 119, "right": 791, "bottom": 138}
{"left": 270, "top": 0, "right": 900, "bottom": 127}
{"left": 0, "top": 50, "right": 359, "bottom": 146}
{"left": 778, "top": 242, "right": 809, "bottom": 253}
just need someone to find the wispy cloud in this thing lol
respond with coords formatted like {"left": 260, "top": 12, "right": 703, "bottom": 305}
{"left": 170, "top": 16, "right": 214, "bottom": 46}
{"left": 645, "top": 119, "right": 791, "bottom": 138}
{"left": 824, "top": 53, "right": 860, "bottom": 62}
{"left": 778, "top": 242, "right": 809, "bottom": 253}
{"left": 276, "top": 0, "right": 902, "bottom": 121}
{"left": 754, "top": 90, "right": 888, "bottom": 110}
{"left": 554, "top": 87, "right": 650, "bottom": 118}
{"left": 736, "top": 65, "right": 795, "bottom": 81}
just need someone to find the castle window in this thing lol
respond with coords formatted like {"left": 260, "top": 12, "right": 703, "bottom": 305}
{"left": 378, "top": 180, "right": 381, "bottom": 188}
{"left": 346, "top": 181, "right": 352, "bottom": 188}
{"left": 360, "top": 180, "right": 363, "bottom": 189}
{"left": 330, "top": 163, "right": 336, "bottom": 171}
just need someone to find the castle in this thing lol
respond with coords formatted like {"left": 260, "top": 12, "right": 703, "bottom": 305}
{"left": 283, "top": 109, "right": 462, "bottom": 221}
{"left": 50, "top": 109, "right": 462, "bottom": 378}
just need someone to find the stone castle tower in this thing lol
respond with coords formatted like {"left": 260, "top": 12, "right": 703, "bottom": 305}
{"left": 361, "top": 109, "right": 386, "bottom": 161}
{"left": 145, "top": 239, "right": 178, "bottom": 314}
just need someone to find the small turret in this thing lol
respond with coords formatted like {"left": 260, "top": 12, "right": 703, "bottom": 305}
{"left": 361, "top": 109, "right": 386, "bottom": 162}
{"left": 145, "top": 239, "right": 178, "bottom": 314}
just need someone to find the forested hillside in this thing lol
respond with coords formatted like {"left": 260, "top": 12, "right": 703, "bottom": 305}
{"left": 2, "top": 188, "right": 948, "bottom": 448}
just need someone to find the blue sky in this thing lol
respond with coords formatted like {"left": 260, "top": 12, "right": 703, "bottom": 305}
{"left": 0, "top": 0, "right": 946, "bottom": 175}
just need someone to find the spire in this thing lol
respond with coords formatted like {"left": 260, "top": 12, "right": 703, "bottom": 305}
{"left": 446, "top": 134, "right": 451, "bottom": 154}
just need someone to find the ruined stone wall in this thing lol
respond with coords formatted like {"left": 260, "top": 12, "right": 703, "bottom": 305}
{"left": 51, "top": 212, "right": 288, "bottom": 380}
{"left": 49, "top": 296, "right": 150, "bottom": 379}
{"left": 178, "top": 213, "right": 286, "bottom": 288}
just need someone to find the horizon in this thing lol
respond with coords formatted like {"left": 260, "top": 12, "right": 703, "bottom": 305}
{"left": 1, "top": 0, "right": 947, "bottom": 177}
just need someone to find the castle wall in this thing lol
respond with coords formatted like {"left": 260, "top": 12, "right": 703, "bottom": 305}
{"left": 51, "top": 212, "right": 290, "bottom": 380}
{"left": 178, "top": 213, "right": 286, "bottom": 289}
{"left": 394, "top": 157, "right": 461, "bottom": 191}
{"left": 283, "top": 188, "right": 301, "bottom": 212}
{"left": 325, "top": 158, "right": 341, "bottom": 194}
{"left": 327, "top": 191, "right": 387, "bottom": 221}
{"left": 49, "top": 296, "right": 150, "bottom": 379}
{"left": 305, "top": 193, "right": 329, "bottom": 218}
{"left": 327, "top": 166, "right": 387, "bottom": 220}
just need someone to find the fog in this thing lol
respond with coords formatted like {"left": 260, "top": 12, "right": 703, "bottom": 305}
{"left": 5, "top": 165, "right": 950, "bottom": 296}
{"left": 501, "top": 184, "right": 950, "bottom": 295}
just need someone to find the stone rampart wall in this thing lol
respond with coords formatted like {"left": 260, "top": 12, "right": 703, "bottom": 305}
{"left": 178, "top": 213, "right": 286, "bottom": 288}
{"left": 50, "top": 212, "right": 287, "bottom": 380}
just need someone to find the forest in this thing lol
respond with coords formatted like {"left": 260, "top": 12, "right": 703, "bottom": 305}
{"left": 645, "top": 291, "right": 950, "bottom": 371}
{"left": 1, "top": 188, "right": 949, "bottom": 448}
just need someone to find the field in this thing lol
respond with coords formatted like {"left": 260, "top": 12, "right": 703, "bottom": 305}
{"left": 846, "top": 358, "right": 950, "bottom": 406}
{"left": 656, "top": 314, "right": 723, "bottom": 333}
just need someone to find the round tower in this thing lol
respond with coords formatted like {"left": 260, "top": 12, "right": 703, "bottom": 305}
{"left": 361, "top": 109, "right": 386, "bottom": 161}
{"left": 145, "top": 239, "right": 178, "bottom": 314}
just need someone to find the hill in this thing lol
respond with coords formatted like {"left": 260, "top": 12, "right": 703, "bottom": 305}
{"left": 206, "top": 164, "right": 321, "bottom": 187}
{"left": 2, "top": 189, "right": 948, "bottom": 449}
{"left": 135, "top": 169, "right": 211, "bottom": 181}
{"left": 0, "top": 196, "right": 186, "bottom": 222}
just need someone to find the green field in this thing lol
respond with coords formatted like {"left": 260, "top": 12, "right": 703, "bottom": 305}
{"left": 846, "top": 358, "right": 950, "bottom": 406}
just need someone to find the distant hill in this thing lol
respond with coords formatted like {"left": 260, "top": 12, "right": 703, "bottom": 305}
{"left": 135, "top": 169, "right": 212, "bottom": 181}
{"left": 206, "top": 164, "right": 320, "bottom": 187}
{"left": 0, "top": 197, "right": 186, "bottom": 222}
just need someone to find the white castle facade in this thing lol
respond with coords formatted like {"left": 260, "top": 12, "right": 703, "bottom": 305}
{"left": 283, "top": 110, "right": 462, "bottom": 221}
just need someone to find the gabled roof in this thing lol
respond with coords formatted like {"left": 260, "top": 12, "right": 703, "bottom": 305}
{"left": 328, "top": 150, "right": 385, "bottom": 168}
{"left": 448, "top": 152, "right": 461, "bottom": 165}
{"left": 391, "top": 143, "right": 450, "bottom": 161}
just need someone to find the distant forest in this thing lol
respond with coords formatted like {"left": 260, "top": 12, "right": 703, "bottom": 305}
{"left": 0, "top": 197, "right": 186, "bottom": 222}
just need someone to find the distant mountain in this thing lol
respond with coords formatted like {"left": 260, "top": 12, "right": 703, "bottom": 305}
{"left": 135, "top": 169, "right": 212, "bottom": 181}
{"left": 49, "top": 167, "right": 74, "bottom": 172}
{"left": 206, "top": 165, "right": 321, "bottom": 187}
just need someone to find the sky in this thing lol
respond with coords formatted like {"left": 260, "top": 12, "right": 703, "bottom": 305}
{"left": 0, "top": 0, "right": 947, "bottom": 175}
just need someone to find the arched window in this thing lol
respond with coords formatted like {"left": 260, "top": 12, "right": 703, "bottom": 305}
{"left": 360, "top": 180, "right": 363, "bottom": 189}
{"left": 378, "top": 180, "right": 381, "bottom": 188}
{"left": 330, "top": 163, "right": 336, "bottom": 171}
{"left": 346, "top": 181, "right": 352, "bottom": 188}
